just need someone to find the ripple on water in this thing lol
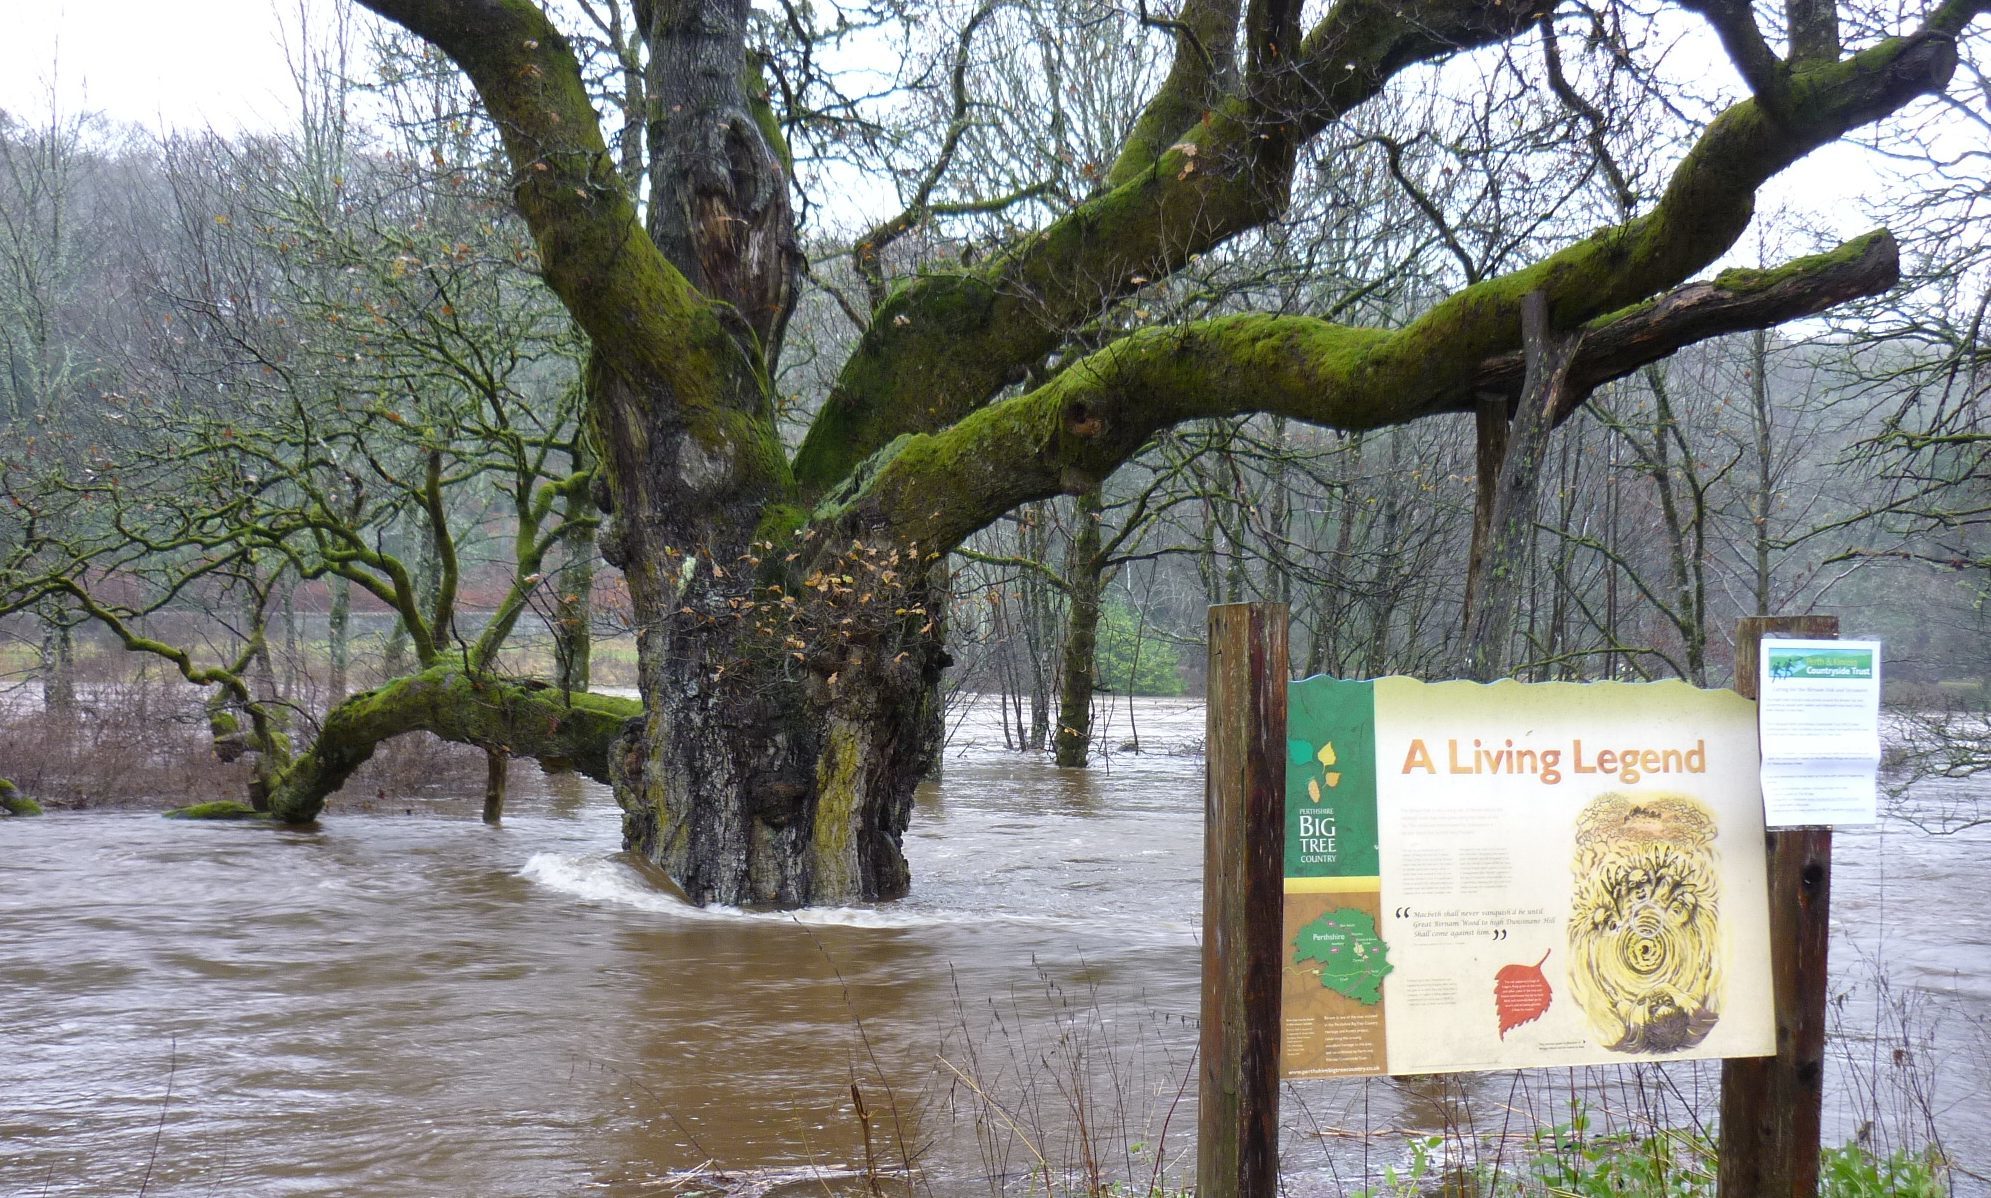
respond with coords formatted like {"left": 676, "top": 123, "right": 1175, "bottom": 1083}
{"left": 2, "top": 697, "right": 1986, "bottom": 1197}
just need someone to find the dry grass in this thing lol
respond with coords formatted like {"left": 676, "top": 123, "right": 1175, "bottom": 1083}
{"left": 0, "top": 676, "right": 248, "bottom": 810}
{"left": 0, "top": 672, "right": 505, "bottom": 813}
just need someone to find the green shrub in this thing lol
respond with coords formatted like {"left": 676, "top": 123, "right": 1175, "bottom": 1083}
{"left": 1348, "top": 1121, "right": 1948, "bottom": 1198}
{"left": 1094, "top": 604, "right": 1182, "bottom": 697}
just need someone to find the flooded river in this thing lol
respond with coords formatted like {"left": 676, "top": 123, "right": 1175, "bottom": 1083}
{"left": 2, "top": 698, "right": 1987, "bottom": 1195}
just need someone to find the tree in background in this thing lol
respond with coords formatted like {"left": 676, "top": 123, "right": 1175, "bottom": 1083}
{"left": 297, "top": 0, "right": 1985, "bottom": 907}
{"left": 0, "top": 19, "right": 632, "bottom": 820}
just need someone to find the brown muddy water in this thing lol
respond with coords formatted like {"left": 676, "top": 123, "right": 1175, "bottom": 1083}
{"left": 2, "top": 697, "right": 1988, "bottom": 1196}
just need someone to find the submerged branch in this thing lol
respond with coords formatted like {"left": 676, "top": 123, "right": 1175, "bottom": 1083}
{"left": 267, "top": 666, "right": 642, "bottom": 823}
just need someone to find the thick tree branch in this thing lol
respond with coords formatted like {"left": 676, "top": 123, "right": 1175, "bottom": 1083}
{"left": 267, "top": 665, "right": 642, "bottom": 822}
{"left": 1107, "top": 0, "right": 1241, "bottom": 186}
{"left": 1681, "top": 0, "right": 1793, "bottom": 108}
{"left": 352, "top": 0, "right": 728, "bottom": 405}
{"left": 1479, "top": 229, "right": 1902, "bottom": 413}
{"left": 826, "top": 231, "right": 1902, "bottom": 553}
{"left": 790, "top": 0, "right": 1553, "bottom": 500}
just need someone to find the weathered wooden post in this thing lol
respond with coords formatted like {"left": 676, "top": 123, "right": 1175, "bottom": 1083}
{"left": 1200, "top": 602, "right": 1287, "bottom": 1198}
{"left": 483, "top": 748, "right": 509, "bottom": 824}
{"left": 1719, "top": 614, "right": 1839, "bottom": 1198}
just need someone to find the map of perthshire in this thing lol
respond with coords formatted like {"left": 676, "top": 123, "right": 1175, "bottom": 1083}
{"left": 1293, "top": 908, "right": 1393, "bottom": 1005}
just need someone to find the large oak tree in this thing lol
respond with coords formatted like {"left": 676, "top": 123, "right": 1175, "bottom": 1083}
{"left": 321, "top": 0, "right": 1989, "bottom": 905}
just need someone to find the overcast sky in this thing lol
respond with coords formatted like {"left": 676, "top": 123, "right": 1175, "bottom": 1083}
{"left": 0, "top": 0, "right": 307, "bottom": 134}
{"left": 0, "top": 0, "right": 1894, "bottom": 260}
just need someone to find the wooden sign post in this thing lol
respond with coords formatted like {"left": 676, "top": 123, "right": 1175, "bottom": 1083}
{"left": 1200, "top": 603, "right": 1288, "bottom": 1198}
{"left": 1719, "top": 614, "right": 1839, "bottom": 1198}
{"left": 1197, "top": 608, "right": 1835, "bottom": 1198}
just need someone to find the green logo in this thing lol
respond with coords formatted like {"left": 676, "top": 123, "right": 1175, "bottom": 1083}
{"left": 1766, "top": 648, "right": 1873, "bottom": 680}
{"left": 1293, "top": 907, "right": 1393, "bottom": 1006}
{"left": 1286, "top": 677, "right": 1379, "bottom": 877}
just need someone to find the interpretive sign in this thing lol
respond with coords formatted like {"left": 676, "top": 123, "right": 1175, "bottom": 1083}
{"left": 1757, "top": 639, "right": 1882, "bottom": 826}
{"left": 1280, "top": 677, "right": 1776, "bottom": 1078}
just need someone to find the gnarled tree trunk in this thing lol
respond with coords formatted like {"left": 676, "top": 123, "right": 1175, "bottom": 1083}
{"left": 576, "top": 2, "right": 937, "bottom": 905}
{"left": 347, "top": 0, "right": 1955, "bottom": 910}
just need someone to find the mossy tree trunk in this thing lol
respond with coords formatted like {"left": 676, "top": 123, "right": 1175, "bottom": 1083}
{"left": 1054, "top": 488, "right": 1107, "bottom": 768}
{"left": 552, "top": 478, "right": 597, "bottom": 694}
{"left": 351, "top": 0, "right": 1972, "bottom": 905}
{"left": 327, "top": 574, "right": 351, "bottom": 702}
{"left": 38, "top": 608, "right": 75, "bottom": 713}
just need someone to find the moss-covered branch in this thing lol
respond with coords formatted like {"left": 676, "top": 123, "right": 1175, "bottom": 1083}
{"left": 792, "top": 2, "right": 1973, "bottom": 509}
{"left": 826, "top": 232, "right": 1906, "bottom": 553}
{"left": 1105, "top": 0, "right": 1240, "bottom": 187}
{"left": 266, "top": 666, "right": 642, "bottom": 823}
{"left": 1480, "top": 230, "right": 1903, "bottom": 414}
{"left": 0, "top": 779, "right": 43, "bottom": 817}
{"left": 788, "top": 0, "right": 1556, "bottom": 500}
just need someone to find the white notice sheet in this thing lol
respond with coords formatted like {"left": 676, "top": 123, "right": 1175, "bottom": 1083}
{"left": 1756, "top": 639, "right": 1881, "bottom": 826}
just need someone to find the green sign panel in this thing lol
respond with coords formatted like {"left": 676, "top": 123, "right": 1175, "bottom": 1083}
{"left": 1284, "top": 677, "right": 1379, "bottom": 879}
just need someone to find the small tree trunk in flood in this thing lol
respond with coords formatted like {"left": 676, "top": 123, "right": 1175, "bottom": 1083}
{"left": 483, "top": 748, "right": 509, "bottom": 824}
{"left": 1054, "top": 488, "right": 1105, "bottom": 768}
{"left": 553, "top": 484, "right": 597, "bottom": 694}
{"left": 1019, "top": 503, "right": 1054, "bottom": 754}
{"left": 281, "top": 581, "right": 301, "bottom": 700}
{"left": 40, "top": 613, "right": 75, "bottom": 713}
{"left": 328, "top": 574, "right": 351, "bottom": 702}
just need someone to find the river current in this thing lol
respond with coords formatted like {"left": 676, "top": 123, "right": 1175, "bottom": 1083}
{"left": 2, "top": 697, "right": 1987, "bottom": 1195}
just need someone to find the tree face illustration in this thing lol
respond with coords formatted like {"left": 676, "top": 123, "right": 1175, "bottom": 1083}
{"left": 1566, "top": 793, "right": 1723, "bottom": 1054}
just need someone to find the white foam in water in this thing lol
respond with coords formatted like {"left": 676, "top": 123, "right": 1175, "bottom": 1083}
{"left": 516, "top": 851, "right": 1204, "bottom": 942}
{"left": 520, "top": 852, "right": 947, "bottom": 929}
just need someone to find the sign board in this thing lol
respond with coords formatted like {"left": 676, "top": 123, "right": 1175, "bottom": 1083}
{"left": 1758, "top": 639, "right": 1882, "bottom": 826}
{"left": 1280, "top": 676, "right": 1776, "bottom": 1078}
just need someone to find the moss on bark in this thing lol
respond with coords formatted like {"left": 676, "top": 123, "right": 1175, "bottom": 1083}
{"left": 164, "top": 800, "right": 267, "bottom": 820}
{"left": 266, "top": 667, "right": 641, "bottom": 823}
{"left": 1, "top": 779, "right": 42, "bottom": 816}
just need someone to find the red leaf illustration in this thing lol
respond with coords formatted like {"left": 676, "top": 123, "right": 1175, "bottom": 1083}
{"left": 1495, "top": 950, "right": 1553, "bottom": 1040}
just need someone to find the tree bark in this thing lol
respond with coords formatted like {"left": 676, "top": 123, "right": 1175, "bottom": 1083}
{"left": 1054, "top": 488, "right": 1105, "bottom": 768}
{"left": 611, "top": 553, "right": 950, "bottom": 905}
{"left": 641, "top": 0, "right": 798, "bottom": 361}
{"left": 267, "top": 665, "right": 641, "bottom": 822}
{"left": 1463, "top": 292, "right": 1583, "bottom": 681}
{"left": 328, "top": 574, "right": 351, "bottom": 702}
